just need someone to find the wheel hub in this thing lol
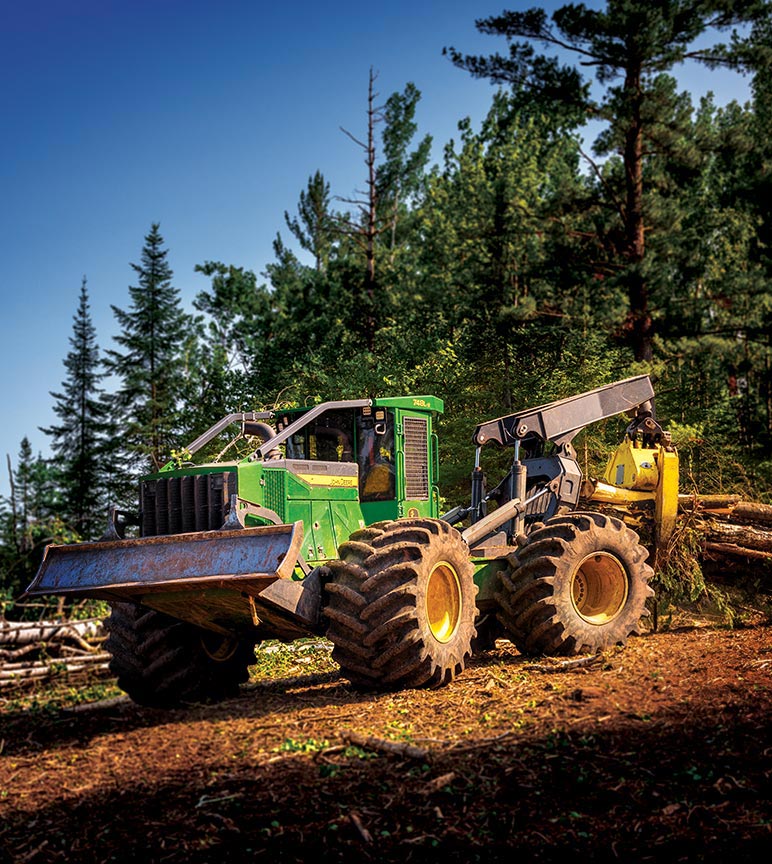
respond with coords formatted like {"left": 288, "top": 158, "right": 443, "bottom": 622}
{"left": 200, "top": 632, "right": 240, "bottom": 662}
{"left": 571, "top": 552, "right": 629, "bottom": 625}
{"left": 426, "top": 561, "right": 462, "bottom": 643}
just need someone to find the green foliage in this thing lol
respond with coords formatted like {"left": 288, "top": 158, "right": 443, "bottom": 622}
{"left": 0, "top": 438, "right": 78, "bottom": 598}
{"left": 249, "top": 639, "right": 337, "bottom": 680}
{"left": 284, "top": 171, "right": 336, "bottom": 272}
{"left": 0, "top": 679, "right": 121, "bottom": 714}
{"left": 277, "top": 737, "right": 330, "bottom": 754}
{"left": 447, "top": 0, "right": 771, "bottom": 361}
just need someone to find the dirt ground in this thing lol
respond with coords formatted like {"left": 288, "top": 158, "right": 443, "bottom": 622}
{"left": 1, "top": 624, "right": 772, "bottom": 863}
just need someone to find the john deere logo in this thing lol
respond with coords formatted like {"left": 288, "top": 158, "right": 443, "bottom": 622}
{"left": 407, "top": 507, "right": 419, "bottom": 517}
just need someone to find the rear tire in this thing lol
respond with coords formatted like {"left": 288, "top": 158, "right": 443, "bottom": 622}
{"left": 325, "top": 518, "right": 477, "bottom": 690}
{"left": 104, "top": 602, "right": 255, "bottom": 707}
{"left": 496, "top": 512, "right": 653, "bottom": 656}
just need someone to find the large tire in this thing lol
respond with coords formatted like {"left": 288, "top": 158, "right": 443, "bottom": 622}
{"left": 496, "top": 512, "right": 654, "bottom": 656}
{"left": 324, "top": 518, "right": 477, "bottom": 690}
{"left": 104, "top": 602, "right": 255, "bottom": 707}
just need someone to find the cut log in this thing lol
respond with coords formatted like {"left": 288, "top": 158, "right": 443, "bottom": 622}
{"left": 704, "top": 542, "right": 772, "bottom": 562}
{"left": 731, "top": 502, "right": 772, "bottom": 527}
{"left": 699, "top": 520, "right": 772, "bottom": 554}
{"left": 0, "top": 619, "right": 102, "bottom": 647}
{"left": 679, "top": 494, "right": 742, "bottom": 513}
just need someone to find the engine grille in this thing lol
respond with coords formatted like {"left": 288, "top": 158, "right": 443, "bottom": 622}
{"left": 403, "top": 417, "right": 429, "bottom": 500}
{"left": 141, "top": 471, "right": 236, "bottom": 537}
{"left": 262, "top": 470, "right": 287, "bottom": 522}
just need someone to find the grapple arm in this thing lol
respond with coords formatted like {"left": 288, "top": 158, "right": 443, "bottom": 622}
{"left": 471, "top": 375, "right": 655, "bottom": 449}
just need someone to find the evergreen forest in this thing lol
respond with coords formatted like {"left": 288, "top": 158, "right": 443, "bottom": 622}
{"left": 3, "top": 1, "right": 772, "bottom": 604}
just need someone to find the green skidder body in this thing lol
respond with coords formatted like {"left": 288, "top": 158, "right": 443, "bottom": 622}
{"left": 138, "top": 395, "right": 443, "bottom": 569}
{"left": 28, "top": 379, "right": 671, "bottom": 705}
{"left": 233, "top": 395, "right": 444, "bottom": 566}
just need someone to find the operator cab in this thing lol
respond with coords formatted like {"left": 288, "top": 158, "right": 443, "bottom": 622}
{"left": 277, "top": 405, "right": 396, "bottom": 503}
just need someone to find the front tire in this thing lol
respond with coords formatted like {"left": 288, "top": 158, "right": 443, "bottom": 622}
{"left": 496, "top": 512, "right": 653, "bottom": 656}
{"left": 104, "top": 602, "right": 255, "bottom": 707}
{"left": 325, "top": 519, "right": 478, "bottom": 690}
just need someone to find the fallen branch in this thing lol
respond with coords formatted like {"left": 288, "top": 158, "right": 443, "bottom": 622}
{"left": 342, "top": 731, "right": 429, "bottom": 761}
{"left": 62, "top": 695, "right": 130, "bottom": 714}
{"left": 421, "top": 772, "right": 457, "bottom": 794}
{"left": 0, "top": 643, "right": 40, "bottom": 662}
{"left": 524, "top": 655, "right": 603, "bottom": 673}
{"left": 348, "top": 811, "right": 373, "bottom": 844}
{"left": 0, "top": 652, "right": 112, "bottom": 686}
{"left": 449, "top": 730, "right": 518, "bottom": 753}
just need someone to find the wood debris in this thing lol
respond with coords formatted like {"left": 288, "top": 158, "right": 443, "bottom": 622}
{"left": 0, "top": 616, "right": 110, "bottom": 689}
{"left": 342, "top": 730, "right": 430, "bottom": 761}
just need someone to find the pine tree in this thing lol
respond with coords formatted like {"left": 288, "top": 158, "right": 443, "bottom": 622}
{"left": 377, "top": 83, "right": 432, "bottom": 257}
{"left": 336, "top": 73, "right": 434, "bottom": 351}
{"left": 447, "top": 0, "right": 771, "bottom": 361}
{"left": 284, "top": 171, "right": 336, "bottom": 272}
{"left": 41, "top": 277, "right": 108, "bottom": 539}
{"left": 104, "top": 223, "right": 189, "bottom": 473}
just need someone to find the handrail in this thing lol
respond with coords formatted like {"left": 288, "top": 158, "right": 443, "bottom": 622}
{"left": 253, "top": 399, "right": 372, "bottom": 460}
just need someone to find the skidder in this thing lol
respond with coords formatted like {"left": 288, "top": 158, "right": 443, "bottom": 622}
{"left": 28, "top": 378, "right": 675, "bottom": 703}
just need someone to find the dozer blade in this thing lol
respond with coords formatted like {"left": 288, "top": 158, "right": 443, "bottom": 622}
{"left": 27, "top": 523, "right": 303, "bottom": 599}
{"left": 25, "top": 523, "right": 312, "bottom": 638}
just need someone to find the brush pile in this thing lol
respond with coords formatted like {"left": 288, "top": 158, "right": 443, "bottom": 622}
{"left": 0, "top": 617, "right": 110, "bottom": 689}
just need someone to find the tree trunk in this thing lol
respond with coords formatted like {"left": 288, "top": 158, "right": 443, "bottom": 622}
{"left": 363, "top": 68, "right": 379, "bottom": 351}
{"left": 622, "top": 58, "right": 652, "bottom": 362}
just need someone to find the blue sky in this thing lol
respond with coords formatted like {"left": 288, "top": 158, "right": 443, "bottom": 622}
{"left": 0, "top": 0, "right": 754, "bottom": 497}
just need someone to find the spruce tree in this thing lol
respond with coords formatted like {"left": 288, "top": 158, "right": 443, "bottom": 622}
{"left": 41, "top": 277, "right": 108, "bottom": 539}
{"left": 0, "top": 438, "right": 67, "bottom": 597}
{"left": 104, "top": 223, "right": 188, "bottom": 473}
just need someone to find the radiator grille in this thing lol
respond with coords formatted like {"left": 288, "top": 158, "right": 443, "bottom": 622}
{"left": 141, "top": 472, "right": 236, "bottom": 536}
{"left": 403, "top": 417, "right": 429, "bottom": 500}
{"left": 262, "top": 470, "right": 286, "bottom": 522}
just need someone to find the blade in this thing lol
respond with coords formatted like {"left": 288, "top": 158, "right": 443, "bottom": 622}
{"left": 26, "top": 522, "right": 303, "bottom": 601}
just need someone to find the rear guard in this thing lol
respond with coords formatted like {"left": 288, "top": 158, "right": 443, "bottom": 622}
{"left": 25, "top": 522, "right": 320, "bottom": 638}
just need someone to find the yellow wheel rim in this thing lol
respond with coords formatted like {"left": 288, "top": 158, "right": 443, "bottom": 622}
{"left": 571, "top": 552, "right": 629, "bottom": 625}
{"left": 426, "top": 561, "right": 462, "bottom": 643}
{"left": 200, "top": 633, "right": 239, "bottom": 662}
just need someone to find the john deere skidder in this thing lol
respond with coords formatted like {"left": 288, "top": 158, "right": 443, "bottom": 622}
{"left": 27, "top": 376, "right": 678, "bottom": 705}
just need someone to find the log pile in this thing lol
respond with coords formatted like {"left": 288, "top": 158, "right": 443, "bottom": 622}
{"left": 678, "top": 495, "right": 772, "bottom": 572}
{"left": 0, "top": 617, "right": 111, "bottom": 689}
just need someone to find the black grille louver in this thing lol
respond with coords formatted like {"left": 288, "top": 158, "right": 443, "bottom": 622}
{"left": 141, "top": 472, "right": 237, "bottom": 537}
{"left": 403, "top": 417, "right": 429, "bottom": 500}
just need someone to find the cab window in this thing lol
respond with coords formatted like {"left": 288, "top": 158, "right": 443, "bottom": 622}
{"left": 357, "top": 411, "right": 395, "bottom": 502}
{"left": 285, "top": 410, "right": 355, "bottom": 462}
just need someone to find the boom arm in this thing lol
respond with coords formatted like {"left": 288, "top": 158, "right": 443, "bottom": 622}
{"left": 471, "top": 375, "right": 656, "bottom": 449}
